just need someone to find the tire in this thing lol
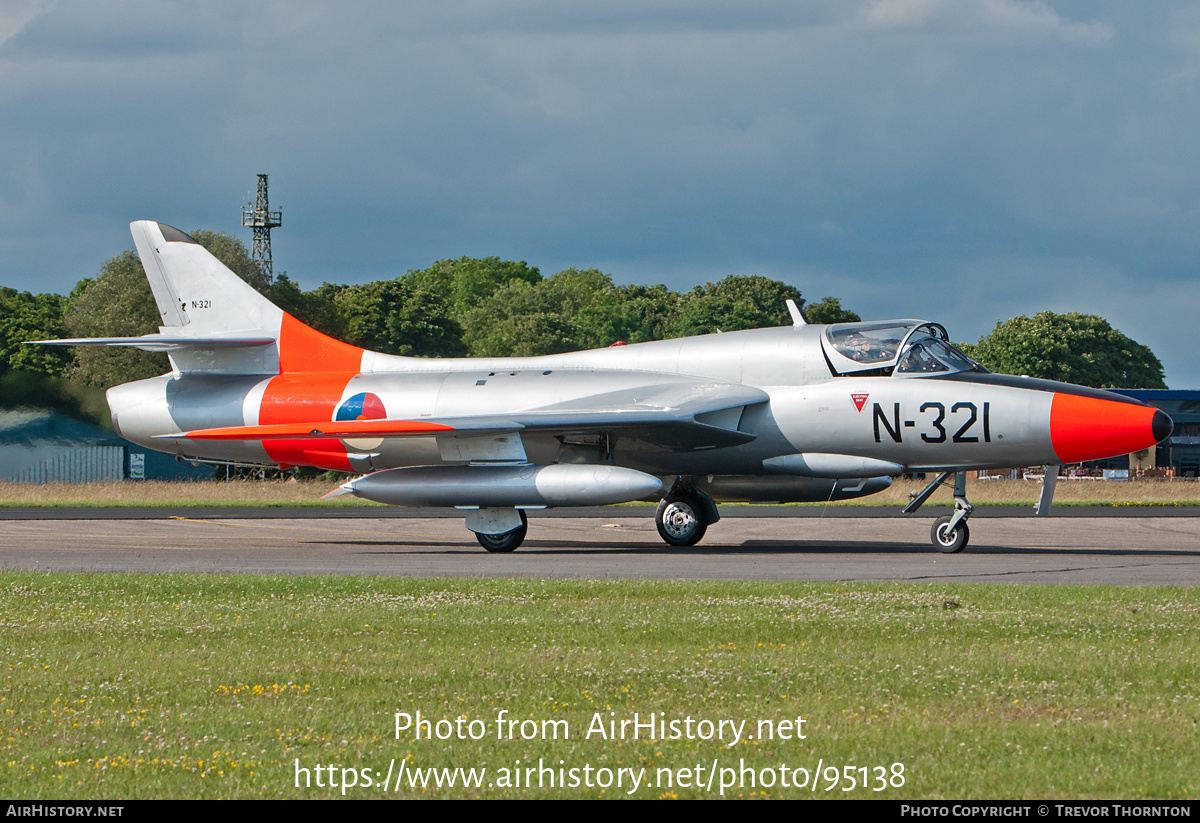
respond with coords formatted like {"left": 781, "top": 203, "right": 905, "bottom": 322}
{"left": 476, "top": 510, "right": 528, "bottom": 553}
{"left": 656, "top": 494, "right": 708, "bottom": 547}
{"left": 931, "top": 515, "right": 969, "bottom": 554}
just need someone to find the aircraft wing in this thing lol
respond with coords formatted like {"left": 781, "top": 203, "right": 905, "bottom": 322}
{"left": 500, "top": 381, "right": 767, "bottom": 448}
{"left": 172, "top": 419, "right": 463, "bottom": 440}
{"left": 171, "top": 381, "right": 767, "bottom": 450}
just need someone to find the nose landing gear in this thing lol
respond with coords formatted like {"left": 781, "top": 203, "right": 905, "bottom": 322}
{"left": 905, "top": 471, "right": 973, "bottom": 553}
{"left": 931, "top": 509, "right": 970, "bottom": 553}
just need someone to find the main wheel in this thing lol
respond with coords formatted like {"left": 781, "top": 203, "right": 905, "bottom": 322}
{"left": 476, "top": 510, "right": 528, "bottom": 553}
{"left": 656, "top": 494, "right": 708, "bottom": 547}
{"left": 931, "top": 515, "right": 969, "bottom": 553}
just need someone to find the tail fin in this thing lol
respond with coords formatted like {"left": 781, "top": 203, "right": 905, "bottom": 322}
{"left": 130, "top": 220, "right": 282, "bottom": 335}
{"left": 130, "top": 221, "right": 364, "bottom": 374}
{"left": 29, "top": 222, "right": 365, "bottom": 375}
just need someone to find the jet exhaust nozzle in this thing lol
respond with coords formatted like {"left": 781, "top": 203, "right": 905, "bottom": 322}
{"left": 336, "top": 464, "right": 664, "bottom": 508}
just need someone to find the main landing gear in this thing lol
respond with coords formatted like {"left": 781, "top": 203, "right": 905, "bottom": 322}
{"left": 905, "top": 471, "right": 973, "bottom": 553}
{"left": 467, "top": 509, "right": 529, "bottom": 553}
{"left": 655, "top": 483, "right": 720, "bottom": 547}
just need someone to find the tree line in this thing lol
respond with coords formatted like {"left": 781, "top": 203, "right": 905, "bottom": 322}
{"left": 0, "top": 230, "right": 1167, "bottom": 422}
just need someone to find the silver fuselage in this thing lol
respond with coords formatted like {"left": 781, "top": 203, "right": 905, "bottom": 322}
{"left": 107, "top": 323, "right": 1088, "bottom": 503}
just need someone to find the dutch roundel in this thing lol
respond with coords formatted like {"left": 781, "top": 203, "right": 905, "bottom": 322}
{"left": 335, "top": 392, "right": 386, "bottom": 422}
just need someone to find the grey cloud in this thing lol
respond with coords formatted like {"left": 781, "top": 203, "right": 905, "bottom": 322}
{"left": 0, "top": 0, "right": 54, "bottom": 49}
{"left": 0, "top": 1, "right": 1196, "bottom": 383}
{"left": 859, "top": 0, "right": 1113, "bottom": 44}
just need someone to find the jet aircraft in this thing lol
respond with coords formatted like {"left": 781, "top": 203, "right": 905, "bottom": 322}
{"left": 33, "top": 222, "right": 1173, "bottom": 553}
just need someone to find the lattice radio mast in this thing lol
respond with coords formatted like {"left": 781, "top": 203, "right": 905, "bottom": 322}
{"left": 242, "top": 173, "right": 282, "bottom": 282}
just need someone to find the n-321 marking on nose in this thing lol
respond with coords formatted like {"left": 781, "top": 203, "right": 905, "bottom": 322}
{"left": 874, "top": 402, "right": 991, "bottom": 444}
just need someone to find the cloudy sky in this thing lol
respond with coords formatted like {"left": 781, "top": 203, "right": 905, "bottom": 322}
{"left": 3, "top": 0, "right": 1200, "bottom": 385}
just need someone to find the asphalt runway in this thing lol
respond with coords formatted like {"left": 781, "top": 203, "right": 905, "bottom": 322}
{"left": 2, "top": 508, "right": 1199, "bottom": 584}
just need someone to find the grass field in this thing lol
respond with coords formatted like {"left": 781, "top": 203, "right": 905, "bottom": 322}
{"left": 2, "top": 574, "right": 1196, "bottom": 799}
{"left": 1, "top": 476, "right": 1198, "bottom": 508}
{"left": 0, "top": 480, "right": 387, "bottom": 508}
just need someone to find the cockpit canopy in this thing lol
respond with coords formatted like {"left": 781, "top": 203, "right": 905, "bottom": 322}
{"left": 823, "top": 321, "right": 986, "bottom": 378}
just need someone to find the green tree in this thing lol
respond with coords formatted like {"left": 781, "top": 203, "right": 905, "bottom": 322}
{"left": 0, "top": 284, "right": 109, "bottom": 423}
{"left": 266, "top": 275, "right": 347, "bottom": 340}
{"left": 671, "top": 275, "right": 803, "bottom": 337}
{"left": 0, "top": 288, "right": 70, "bottom": 376}
{"left": 804, "top": 296, "right": 860, "bottom": 325}
{"left": 576, "top": 283, "right": 681, "bottom": 348}
{"left": 329, "top": 278, "right": 465, "bottom": 357}
{"left": 461, "top": 268, "right": 634, "bottom": 356}
{"left": 406, "top": 256, "right": 542, "bottom": 319}
{"left": 969, "top": 312, "right": 1166, "bottom": 388}
{"left": 460, "top": 274, "right": 578, "bottom": 357}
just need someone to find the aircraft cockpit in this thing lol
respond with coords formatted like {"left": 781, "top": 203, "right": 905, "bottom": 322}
{"left": 822, "top": 321, "right": 987, "bottom": 378}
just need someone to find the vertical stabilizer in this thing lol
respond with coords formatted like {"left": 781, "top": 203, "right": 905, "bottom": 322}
{"left": 127, "top": 221, "right": 364, "bottom": 375}
{"left": 130, "top": 221, "right": 284, "bottom": 335}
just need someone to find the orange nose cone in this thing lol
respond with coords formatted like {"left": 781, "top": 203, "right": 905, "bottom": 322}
{"left": 1050, "top": 393, "right": 1172, "bottom": 463}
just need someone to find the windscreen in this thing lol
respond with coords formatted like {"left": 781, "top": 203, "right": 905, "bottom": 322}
{"left": 895, "top": 335, "right": 986, "bottom": 376}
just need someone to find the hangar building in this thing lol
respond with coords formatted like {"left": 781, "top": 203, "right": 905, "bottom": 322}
{"left": 0, "top": 410, "right": 210, "bottom": 483}
{"left": 1110, "top": 390, "right": 1200, "bottom": 477}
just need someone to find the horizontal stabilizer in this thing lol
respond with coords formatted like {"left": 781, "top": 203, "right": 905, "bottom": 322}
{"left": 27, "top": 332, "right": 276, "bottom": 352}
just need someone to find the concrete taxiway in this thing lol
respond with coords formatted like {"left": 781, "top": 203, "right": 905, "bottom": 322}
{"left": 2, "top": 508, "right": 1199, "bottom": 584}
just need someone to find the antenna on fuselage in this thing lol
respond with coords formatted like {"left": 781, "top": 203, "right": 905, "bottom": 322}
{"left": 785, "top": 299, "right": 807, "bottom": 326}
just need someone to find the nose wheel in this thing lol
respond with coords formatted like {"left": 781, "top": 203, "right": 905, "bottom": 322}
{"left": 904, "top": 471, "right": 973, "bottom": 553}
{"left": 931, "top": 515, "right": 969, "bottom": 553}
